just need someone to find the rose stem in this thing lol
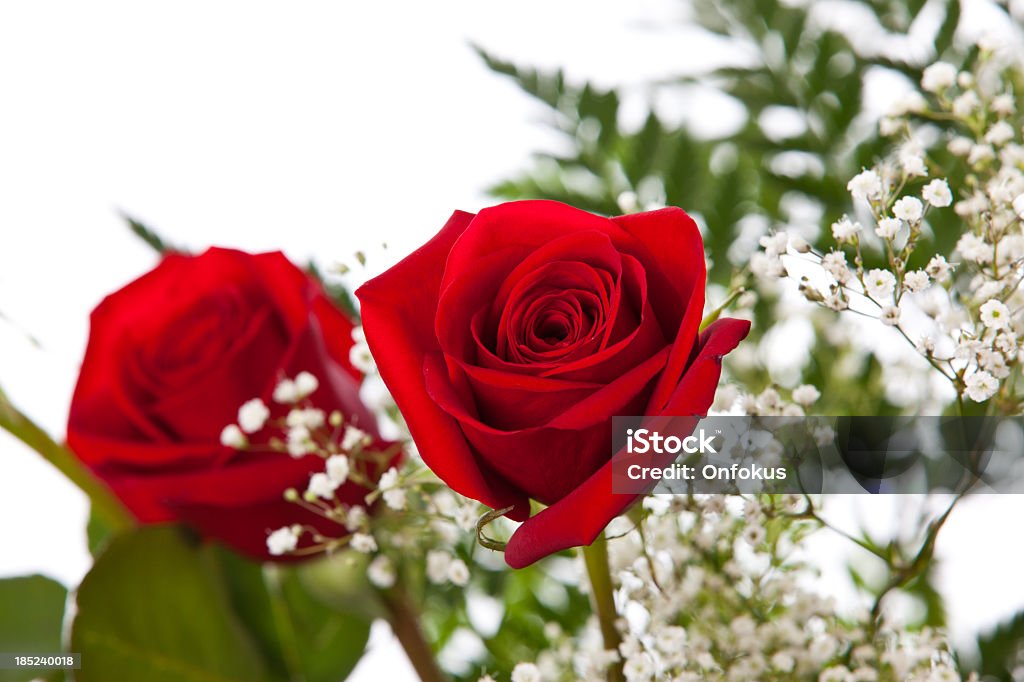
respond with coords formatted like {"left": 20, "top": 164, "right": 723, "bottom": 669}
{"left": 378, "top": 583, "right": 448, "bottom": 682}
{"left": 0, "top": 385, "right": 134, "bottom": 531}
{"left": 581, "top": 533, "right": 625, "bottom": 682}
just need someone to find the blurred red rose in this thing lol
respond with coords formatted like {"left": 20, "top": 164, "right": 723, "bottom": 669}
{"left": 68, "top": 247, "right": 386, "bottom": 560}
{"left": 357, "top": 200, "right": 750, "bottom": 567}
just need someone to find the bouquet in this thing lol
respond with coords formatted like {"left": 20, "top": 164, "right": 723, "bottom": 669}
{"left": 3, "top": 2, "right": 1024, "bottom": 681}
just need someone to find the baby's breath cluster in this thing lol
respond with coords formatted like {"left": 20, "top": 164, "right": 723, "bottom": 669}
{"left": 756, "top": 42, "right": 1024, "bottom": 412}
{"left": 221, "top": 369, "right": 488, "bottom": 579}
{"left": 713, "top": 382, "right": 822, "bottom": 417}
{"left": 502, "top": 496, "right": 966, "bottom": 682}
{"left": 219, "top": 369, "right": 398, "bottom": 557}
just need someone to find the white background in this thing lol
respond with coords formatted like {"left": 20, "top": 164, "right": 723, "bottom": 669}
{"left": 2, "top": 2, "right": 1023, "bottom": 679}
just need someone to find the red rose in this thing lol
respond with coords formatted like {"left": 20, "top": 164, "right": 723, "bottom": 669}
{"left": 356, "top": 200, "right": 750, "bottom": 567}
{"left": 68, "top": 247, "right": 386, "bottom": 560}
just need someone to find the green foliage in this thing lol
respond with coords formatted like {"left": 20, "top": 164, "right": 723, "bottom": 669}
{"left": 72, "top": 525, "right": 371, "bottom": 682}
{"left": 214, "top": 549, "right": 373, "bottom": 682}
{"left": 409, "top": 548, "right": 590, "bottom": 682}
{"left": 0, "top": 575, "right": 68, "bottom": 682}
{"left": 475, "top": 0, "right": 1013, "bottom": 665}
{"left": 72, "top": 526, "right": 271, "bottom": 682}
{"left": 478, "top": 0, "right": 967, "bottom": 286}
{"left": 970, "top": 609, "right": 1024, "bottom": 681}
{"left": 121, "top": 213, "right": 183, "bottom": 255}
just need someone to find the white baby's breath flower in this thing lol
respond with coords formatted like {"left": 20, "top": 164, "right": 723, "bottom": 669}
{"left": 220, "top": 424, "right": 247, "bottom": 449}
{"left": 759, "top": 232, "right": 790, "bottom": 257}
{"left": 367, "top": 555, "right": 396, "bottom": 588}
{"left": 771, "top": 651, "right": 795, "bottom": 673}
{"left": 427, "top": 550, "right": 452, "bottom": 584}
{"left": 985, "top": 120, "right": 1015, "bottom": 146}
{"left": 875, "top": 216, "right": 901, "bottom": 239}
{"left": 957, "top": 233, "right": 993, "bottom": 263}
{"left": 286, "top": 407, "right": 325, "bottom": 430}
{"left": 900, "top": 154, "right": 927, "bottom": 177}
{"left": 926, "top": 255, "right": 952, "bottom": 280}
{"left": 965, "top": 370, "right": 998, "bottom": 402}
{"left": 742, "top": 525, "right": 766, "bottom": 545}
{"left": 379, "top": 467, "right": 400, "bottom": 491}
{"left": 980, "top": 350, "right": 1011, "bottom": 379}
{"left": 968, "top": 144, "right": 995, "bottom": 165}
{"left": 349, "top": 342, "right": 376, "bottom": 374}
{"left": 917, "top": 336, "right": 935, "bottom": 354}
{"left": 955, "top": 339, "right": 981, "bottom": 362}
{"left": 750, "top": 252, "right": 787, "bottom": 278}
{"left": 831, "top": 216, "right": 861, "bottom": 242}
{"left": 993, "top": 93, "right": 1015, "bottom": 116}
{"left": 511, "top": 663, "right": 542, "bottom": 682}
{"left": 273, "top": 378, "right": 299, "bottom": 404}
{"left": 447, "top": 558, "right": 470, "bottom": 586}
{"left": 880, "top": 306, "right": 901, "bottom": 326}
{"left": 952, "top": 90, "right": 980, "bottom": 117}
{"left": 790, "top": 234, "right": 811, "bottom": 253}
{"left": 453, "top": 505, "right": 478, "bottom": 532}
{"left": 294, "top": 371, "right": 319, "bottom": 398}
{"left": 238, "top": 398, "right": 270, "bottom": 433}
{"left": 341, "top": 425, "right": 370, "bottom": 451}
{"left": 922, "top": 179, "right": 953, "bottom": 207}
{"left": 267, "top": 526, "right": 300, "bottom": 556}
{"left": 976, "top": 281, "right": 1005, "bottom": 303}
{"left": 326, "top": 454, "right": 350, "bottom": 485}
{"left": 980, "top": 299, "right": 1011, "bottom": 329}
{"left": 792, "top": 384, "right": 820, "bottom": 406}
{"left": 921, "top": 62, "right": 957, "bottom": 92}
{"left": 821, "top": 251, "right": 852, "bottom": 284}
{"left": 948, "top": 136, "right": 973, "bottom": 156}
{"left": 307, "top": 472, "right": 339, "bottom": 499}
{"left": 383, "top": 488, "right": 408, "bottom": 511}
{"left": 824, "top": 290, "right": 849, "bottom": 311}
{"left": 903, "top": 270, "right": 930, "bottom": 293}
{"left": 879, "top": 116, "right": 901, "bottom": 136}
{"left": 287, "top": 424, "right": 315, "bottom": 457}
{"left": 847, "top": 170, "right": 882, "bottom": 202}
{"left": 350, "top": 532, "right": 378, "bottom": 553}
{"left": 1013, "top": 193, "right": 1024, "bottom": 218}
{"left": 344, "top": 505, "right": 367, "bottom": 532}
{"left": 865, "top": 269, "right": 897, "bottom": 300}
{"left": 995, "top": 332, "right": 1019, "bottom": 354}
{"left": 892, "top": 196, "right": 923, "bottom": 222}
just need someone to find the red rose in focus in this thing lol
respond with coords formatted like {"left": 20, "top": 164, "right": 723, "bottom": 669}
{"left": 68, "top": 247, "right": 387, "bottom": 561}
{"left": 356, "top": 200, "right": 750, "bottom": 568}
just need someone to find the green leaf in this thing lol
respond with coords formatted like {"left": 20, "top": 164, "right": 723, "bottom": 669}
{"left": 86, "top": 506, "right": 114, "bottom": 557}
{"left": 971, "top": 609, "right": 1024, "bottom": 681}
{"left": 0, "top": 575, "right": 68, "bottom": 682}
{"left": 71, "top": 525, "right": 271, "bottom": 682}
{"left": 215, "top": 549, "right": 373, "bottom": 682}
{"left": 119, "top": 213, "right": 184, "bottom": 255}
{"left": 473, "top": 45, "right": 566, "bottom": 110}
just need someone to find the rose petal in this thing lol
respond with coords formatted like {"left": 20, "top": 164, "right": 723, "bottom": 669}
{"left": 503, "top": 317, "right": 751, "bottom": 568}
{"left": 356, "top": 211, "right": 531, "bottom": 519}
{"left": 424, "top": 347, "right": 668, "bottom": 502}
{"left": 611, "top": 208, "right": 708, "bottom": 412}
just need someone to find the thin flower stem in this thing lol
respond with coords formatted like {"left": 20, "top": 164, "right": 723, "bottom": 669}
{"left": 581, "top": 533, "right": 625, "bottom": 682}
{"left": 0, "top": 384, "right": 134, "bottom": 532}
{"left": 378, "top": 583, "right": 448, "bottom": 682}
